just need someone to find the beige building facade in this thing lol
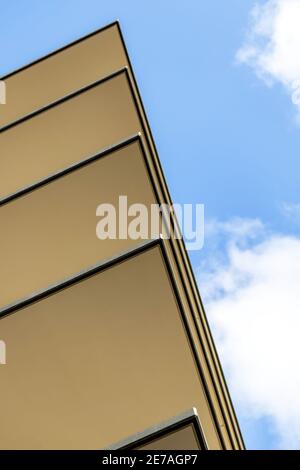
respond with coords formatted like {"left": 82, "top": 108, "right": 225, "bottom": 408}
{"left": 0, "top": 22, "right": 244, "bottom": 450}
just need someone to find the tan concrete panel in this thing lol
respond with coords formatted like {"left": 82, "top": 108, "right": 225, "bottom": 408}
{"left": 0, "top": 138, "right": 158, "bottom": 310}
{"left": 0, "top": 23, "right": 127, "bottom": 128}
{"left": 0, "top": 71, "right": 141, "bottom": 201}
{"left": 108, "top": 408, "right": 207, "bottom": 450}
{"left": 0, "top": 243, "right": 221, "bottom": 449}
{"left": 137, "top": 425, "right": 201, "bottom": 451}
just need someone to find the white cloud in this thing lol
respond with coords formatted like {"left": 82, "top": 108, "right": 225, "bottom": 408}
{"left": 237, "top": 0, "right": 300, "bottom": 113}
{"left": 205, "top": 217, "right": 265, "bottom": 242}
{"left": 199, "top": 218, "right": 300, "bottom": 449}
{"left": 281, "top": 201, "right": 300, "bottom": 223}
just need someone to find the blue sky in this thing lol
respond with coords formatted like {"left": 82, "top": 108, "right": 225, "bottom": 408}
{"left": 1, "top": 0, "right": 300, "bottom": 450}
